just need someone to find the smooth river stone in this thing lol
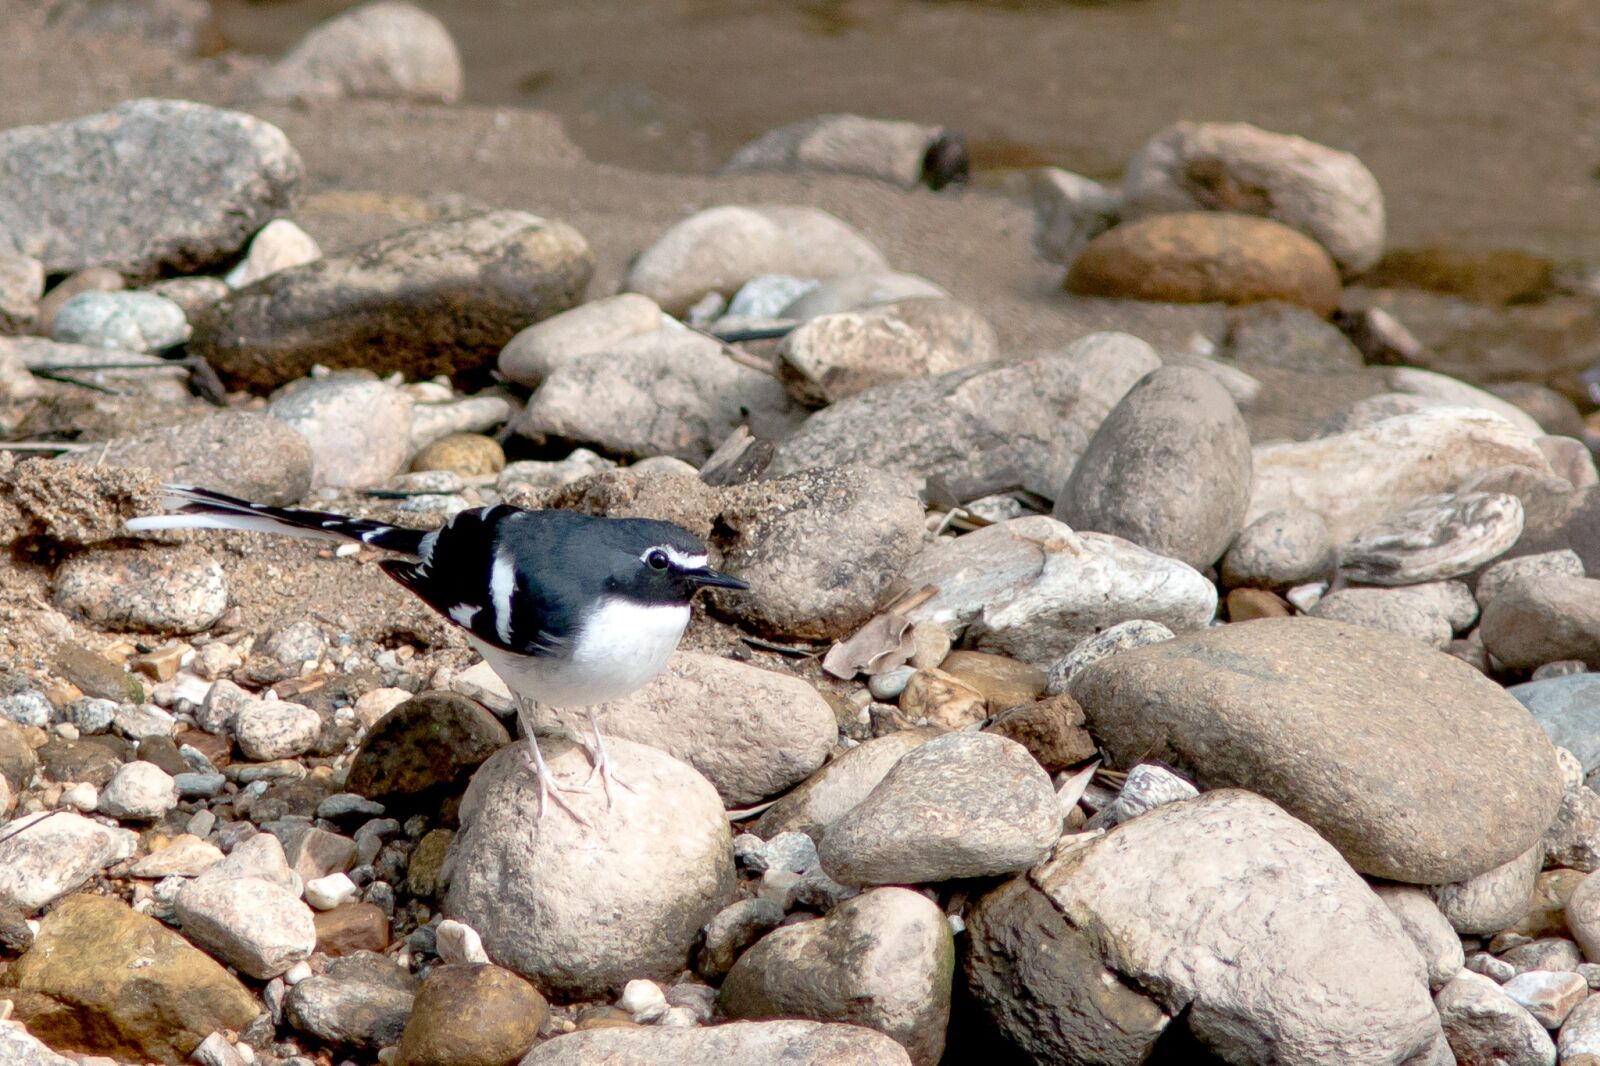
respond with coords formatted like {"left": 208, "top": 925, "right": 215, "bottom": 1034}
{"left": 1068, "top": 617, "right": 1563, "bottom": 883}
{"left": 1338, "top": 492, "right": 1524, "bottom": 585}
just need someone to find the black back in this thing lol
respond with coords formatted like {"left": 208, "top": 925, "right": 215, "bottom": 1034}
{"left": 381, "top": 506, "right": 710, "bottom": 657}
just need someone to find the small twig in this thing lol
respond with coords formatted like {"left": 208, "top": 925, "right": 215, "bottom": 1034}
{"left": 0, "top": 808, "right": 67, "bottom": 848}
{"left": 710, "top": 322, "right": 798, "bottom": 343}
{"left": 0, "top": 441, "right": 95, "bottom": 452}
{"left": 739, "top": 634, "right": 825, "bottom": 658}
{"left": 29, "top": 369, "right": 123, "bottom": 395}
{"left": 688, "top": 325, "right": 781, "bottom": 377}
{"left": 725, "top": 797, "right": 783, "bottom": 821}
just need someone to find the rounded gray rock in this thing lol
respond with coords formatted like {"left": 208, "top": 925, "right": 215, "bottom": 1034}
{"left": 0, "top": 99, "right": 302, "bottom": 279}
{"left": 711, "top": 465, "right": 926, "bottom": 642}
{"left": 1220, "top": 508, "right": 1336, "bottom": 590}
{"left": 622, "top": 205, "right": 889, "bottom": 316}
{"left": 719, "top": 887, "right": 954, "bottom": 1066}
{"left": 233, "top": 698, "right": 322, "bottom": 761}
{"left": 1055, "top": 365, "right": 1251, "bottom": 569}
{"left": 1481, "top": 573, "right": 1600, "bottom": 671}
{"left": 723, "top": 114, "right": 951, "bottom": 188}
{"left": 497, "top": 292, "right": 663, "bottom": 388}
{"left": 1308, "top": 587, "right": 1455, "bottom": 647}
{"left": 50, "top": 291, "right": 188, "bottom": 352}
{"left": 97, "top": 760, "right": 178, "bottom": 821}
{"left": 1478, "top": 550, "right": 1585, "bottom": 612}
{"left": 101, "top": 411, "right": 313, "bottom": 505}
{"left": 1434, "top": 970, "right": 1555, "bottom": 1066}
{"left": 1068, "top": 617, "right": 1563, "bottom": 883}
{"left": 256, "top": 0, "right": 464, "bottom": 104}
{"left": 531, "top": 651, "right": 836, "bottom": 806}
{"left": 174, "top": 874, "right": 316, "bottom": 979}
{"left": 817, "top": 732, "right": 1061, "bottom": 886}
{"left": 443, "top": 739, "right": 735, "bottom": 998}
{"left": 965, "top": 791, "right": 1439, "bottom": 1065}
{"left": 1509, "top": 673, "right": 1600, "bottom": 775}
{"left": 753, "top": 729, "right": 940, "bottom": 840}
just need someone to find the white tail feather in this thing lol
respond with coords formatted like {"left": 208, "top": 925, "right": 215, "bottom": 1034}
{"left": 125, "top": 513, "right": 347, "bottom": 539}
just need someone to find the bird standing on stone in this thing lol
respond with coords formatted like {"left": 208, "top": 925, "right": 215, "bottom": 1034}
{"left": 128, "top": 485, "right": 748, "bottom": 820}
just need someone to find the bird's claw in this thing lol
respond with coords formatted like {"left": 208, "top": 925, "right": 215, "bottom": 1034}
{"left": 522, "top": 737, "right": 591, "bottom": 826}
{"left": 580, "top": 710, "right": 635, "bottom": 808}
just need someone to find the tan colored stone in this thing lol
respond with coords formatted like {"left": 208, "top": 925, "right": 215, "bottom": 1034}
{"left": 395, "top": 963, "right": 546, "bottom": 1066}
{"left": 1066, "top": 212, "right": 1342, "bottom": 316}
{"left": 314, "top": 902, "right": 392, "bottom": 958}
{"left": 982, "top": 696, "right": 1097, "bottom": 775}
{"left": 2, "top": 893, "right": 259, "bottom": 1064}
{"left": 936, "top": 650, "right": 1047, "bottom": 710}
{"left": 410, "top": 433, "right": 506, "bottom": 477}
{"left": 897, "top": 668, "right": 985, "bottom": 729}
{"left": 1227, "top": 587, "right": 1292, "bottom": 621}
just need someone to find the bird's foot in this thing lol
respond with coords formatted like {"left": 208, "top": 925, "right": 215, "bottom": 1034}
{"left": 579, "top": 710, "right": 636, "bottom": 808}
{"left": 522, "top": 736, "right": 591, "bottom": 826}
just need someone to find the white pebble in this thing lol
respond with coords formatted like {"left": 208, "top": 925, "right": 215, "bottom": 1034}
{"left": 435, "top": 918, "right": 488, "bottom": 964}
{"left": 284, "top": 960, "right": 314, "bottom": 986}
{"left": 620, "top": 978, "right": 668, "bottom": 1023}
{"left": 303, "top": 872, "right": 358, "bottom": 911}
{"left": 61, "top": 782, "right": 98, "bottom": 812}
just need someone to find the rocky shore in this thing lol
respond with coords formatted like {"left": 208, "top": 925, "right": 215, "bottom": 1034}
{"left": 3, "top": 3, "right": 1600, "bottom": 1066}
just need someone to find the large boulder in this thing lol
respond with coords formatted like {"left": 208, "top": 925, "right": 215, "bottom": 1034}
{"left": 964, "top": 791, "right": 1440, "bottom": 1065}
{"left": 0, "top": 99, "right": 301, "bottom": 278}
{"left": 1069, "top": 618, "right": 1563, "bottom": 883}
{"left": 191, "top": 210, "right": 592, "bottom": 392}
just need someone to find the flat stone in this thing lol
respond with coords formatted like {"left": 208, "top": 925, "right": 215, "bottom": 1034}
{"left": 1248, "top": 407, "right": 1551, "bottom": 542}
{"left": 0, "top": 811, "right": 136, "bottom": 912}
{"left": 719, "top": 887, "right": 954, "bottom": 1066}
{"left": 443, "top": 739, "right": 735, "bottom": 999}
{"left": 899, "top": 515, "right": 1217, "bottom": 666}
{"left": 285, "top": 968, "right": 413, "bottom": 1049}
{"left": 724, "top": 114, "right": 951, "bottom": 188}
{"left": 0, "top": 893, "right": 258, "bottom": 1064}
{"left": 1068, "top": 617, "right": 1563, "bottom": 883}
{"left": 519, "top": 1020, "right": 912, "bottom": 1066}
{"left": 818, "top": 732, "right": 1061, "bottom": 886}
{"left": 769, "top": 331, "right": 1161, "bottom": 500}
{"left": 175, "top": 874, "right": 317, "bottom": 979}
{"left": 777, "top": 298, "right": 997, "bottom": 406}
{"left": 1502, "top": 970, "right": 1588, "bottom": 1028}
{"left": 191, "top": 210, "right": 592, "bottom": 392}
{"left": 622, "top": 204, "right": 889, "bottom": 316}
{"left": 0, "top": 99, "right": 301, "bottom": 278}
{"left": 1056, "top": 365, "right": 1253, "bottom": 569}
{"left": 1339, "top": 492, "right": 1524, "bottom": 585}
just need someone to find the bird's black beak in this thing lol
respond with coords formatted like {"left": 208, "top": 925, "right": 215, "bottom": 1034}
{"left": 687, "top": 567, "right": 749, "bottom": 591}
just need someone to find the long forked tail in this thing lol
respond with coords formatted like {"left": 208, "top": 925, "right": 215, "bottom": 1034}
{"left": 126, "top": 485, "right": 431, "bottom": 558}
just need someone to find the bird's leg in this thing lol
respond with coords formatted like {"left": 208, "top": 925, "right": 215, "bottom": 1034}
{"left": 578, "top": 709, "right": 635, "bottom": 807}
{"left": 521, "top": 731, "right": 590, "bottom": 826}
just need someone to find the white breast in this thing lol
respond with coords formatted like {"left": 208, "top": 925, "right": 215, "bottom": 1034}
{"left": 464, "top": 599, "right": 690, "bottom": 709}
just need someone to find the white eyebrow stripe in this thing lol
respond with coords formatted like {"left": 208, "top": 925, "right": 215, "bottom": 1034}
{"left": 489, "top": 548, "right": 516, "bottom": 643}
{"left": 659, "top": 546, "right": 708, "bottom": 569}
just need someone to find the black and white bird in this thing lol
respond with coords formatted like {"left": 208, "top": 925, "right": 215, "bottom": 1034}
{"left": 127, "top": 485, "right": 748, "bottom": 820}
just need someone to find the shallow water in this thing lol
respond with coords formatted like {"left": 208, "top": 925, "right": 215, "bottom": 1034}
{"left": 217, "top": 0, "right": 1600, "bottom": 258}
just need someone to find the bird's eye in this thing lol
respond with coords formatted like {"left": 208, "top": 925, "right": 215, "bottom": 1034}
{"left": 646, "top": 549, "right": 670, "bottom": 571}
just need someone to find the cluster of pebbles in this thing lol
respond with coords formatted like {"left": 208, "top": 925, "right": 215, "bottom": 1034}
{"left": 4, "top": 3, "right": 1600, "bottom": 1066}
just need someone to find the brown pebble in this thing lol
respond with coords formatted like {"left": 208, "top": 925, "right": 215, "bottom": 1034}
{"left": 411, "top": 433, "right": 506, "bottom": 477}
{"left": 52, "top": 641, "right": 145, "bottom": 704}
{"left": 395, "top": 963, "right": 547, "bottom": 1066}
{"left": 314, "top": 902, "right": 392, "bottom": 958}
{"left": 1226, "top": 587, "right": 1292, "bottom": 622}
{"left": 983, "top": 695, "right": 1098, "bottom": 775}
{"left": 130, "top": 643, "right": 187, "bottom": 683}
{"left": 937, "top": 650, "right": 1047, "bottom": 710}
{"left": 572, "top": 1006, "right": 638, "bottom": 1031}
{"left": 177, "top": 728, "right": 232, "bottom": 769}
